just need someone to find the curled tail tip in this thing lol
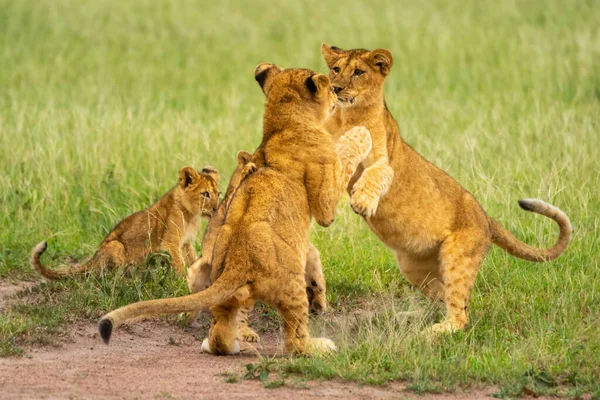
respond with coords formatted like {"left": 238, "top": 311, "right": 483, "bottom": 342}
{"left": 518, "top": 199, "right": 571, "bottom": 225}
{"left": 33, "top": 241, "right": 48, "bottom": 255}
{"left": 99, "top": 318, "right": 113, "bottom": 345}
{"left": 518, "top": 198, "right": 545, "bottom": 212}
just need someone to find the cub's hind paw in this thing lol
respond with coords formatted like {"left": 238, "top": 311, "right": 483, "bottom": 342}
{"left": 307, "top": 338, "right": 337, "bottom": 355}
{"left": 238, "top": 327, "right": 261, "bottom": 343}
{"left": 423, "top": 321, "right": 462, "bottom": 340}
{"left": 201, "top": 338, "right": 241, "bottom": 355}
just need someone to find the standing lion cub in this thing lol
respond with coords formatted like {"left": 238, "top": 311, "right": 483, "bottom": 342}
{"left": 186, "top": 150, "right": 328, "bottom": 343}
{"left": 97, "top": 65, "right": 372, "bottom": 356}
{"left": 321, "top": 43, "right": 572, "bottom": 334}
{"left": 31, "top": 166, "right": 220, "bottom": 278}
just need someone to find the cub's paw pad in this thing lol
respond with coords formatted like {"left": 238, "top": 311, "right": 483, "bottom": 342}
{"left": 308, "top": 338, "right": 337, "bottom": 355}
{"left": 350, "top": 187, "right": 380, "bottom": 218}
{"left": 238, "top": 328, "right": 261, "bottom": 343}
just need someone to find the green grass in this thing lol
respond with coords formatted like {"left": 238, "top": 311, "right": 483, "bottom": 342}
{"left": 0, "top": 0, "right": 599, "bottom": 396}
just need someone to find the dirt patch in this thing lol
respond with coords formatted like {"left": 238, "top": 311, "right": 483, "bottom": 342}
{"left": 0, "top": 318, "right": 506, "bottom": 399}
{"left": 0, "top": 280, "right": 36, "bottom": 311}
{"left": 1, "top": 319, "right": 382, "bottom": 399}
{"left": 0, "top": 282, "right": 505, "bottom": 399}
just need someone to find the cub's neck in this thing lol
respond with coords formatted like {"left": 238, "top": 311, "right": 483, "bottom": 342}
{"left": 262, "top": 103, "right": 326, "bottom": 140}
{"left": 327, "top": 97, "right": 386, "bottom": 139}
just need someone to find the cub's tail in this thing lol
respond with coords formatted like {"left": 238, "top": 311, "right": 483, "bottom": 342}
{"left": 98, "top": 270, "right": 244, "bottom": 345}
{"left": 31, "top": 241, "right": 93, "bottom": 280}
{"left": 489, "top": 199, "right": 572, "bottom": 262}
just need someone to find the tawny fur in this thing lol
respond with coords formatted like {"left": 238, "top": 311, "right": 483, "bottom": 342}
{"left": 98, "top": 65, "right": 372, "bottom": 356}
{"left": 321, "top": 43, "right": 572, "bottom": 333}
{"left": 186, "top": 152, "right": 328, "bottom": 343}
{"left": 31, "top": 167, "right": 220, "bottom": 278}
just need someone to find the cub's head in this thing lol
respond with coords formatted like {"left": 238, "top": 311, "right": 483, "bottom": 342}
{"left": 177, "top": 166, "right": 220, "bottom": 218}
{"left": 254, "top": 63, "right": 337, "bottom": 123}
{"left": 321, "top": 43, "right": 393, "bottom": 108}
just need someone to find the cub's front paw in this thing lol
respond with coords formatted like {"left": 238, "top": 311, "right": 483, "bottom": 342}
{"left": 350, "top": 178, "right": 380, "bottom": 218}
{"left": 309, "top": 293, "right": 327, "bottom": 314}
{"left": 307, "top": 284, "right": 327, "bottom": 315}
{"left": 337, "top": 126, "right": 372, "bottom": 160}
{"left": 238, "top": 326, "right": 261, "bottom": 343}
{"left": 241, "top": 162, "right": 257, "bottom": 177}
{"left": 315, "top": 218, "right": 334, "bottom": 228}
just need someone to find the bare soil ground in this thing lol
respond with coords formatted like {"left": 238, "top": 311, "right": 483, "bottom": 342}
{"left": 0, "top": 281, "right": 504, "bottom": 399}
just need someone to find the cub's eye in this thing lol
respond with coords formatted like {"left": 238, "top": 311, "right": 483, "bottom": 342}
{"left": 353, "top": 69, "right": 364, "bottom": 77}
{"left": 332, "top": 67, "right": 340, "bottom": 74}
{"left": 202, "top": 191, "right": 210, "bottom": 198}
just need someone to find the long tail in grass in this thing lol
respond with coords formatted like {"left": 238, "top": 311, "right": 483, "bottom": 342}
{"left": 98, "top": 268, "right": 244, "bottom": 344}
{"left": 30, "top": 241, "right": 95, "bottom": 280}
{"left": 489, "top": 199, "right": 572, "bottom": 262}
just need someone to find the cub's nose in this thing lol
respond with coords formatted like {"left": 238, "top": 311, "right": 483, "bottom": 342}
{"left": 333, "top": 86, "right": 344, "bottom": 94}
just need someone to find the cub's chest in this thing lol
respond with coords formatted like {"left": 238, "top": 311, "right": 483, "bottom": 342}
{"left": 180, "top": 216, "right": 201, "bottom": 246}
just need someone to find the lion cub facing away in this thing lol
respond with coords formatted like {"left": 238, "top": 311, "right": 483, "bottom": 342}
{"left": 187, "top": 151, "right": 328, "bottom": 343}
{"left": 31, "top": 166, "right": 220, "bottom": 278}
{"left": 98, "top": 65, "right": 372, "bottom": 356}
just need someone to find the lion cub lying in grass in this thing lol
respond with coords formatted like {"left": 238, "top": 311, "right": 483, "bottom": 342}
{"left": 31, "top": 166, "right": 220, "bottom": 278}
{"left": 98, "top": 64, "right": 372, "bottom": 356}
{"left": 187, "top": 150, "right": 328, "bottom": 342}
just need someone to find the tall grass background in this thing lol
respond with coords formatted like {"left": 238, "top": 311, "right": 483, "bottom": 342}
{"left": 0, "top": 0, "right": 598, "bottom": 395}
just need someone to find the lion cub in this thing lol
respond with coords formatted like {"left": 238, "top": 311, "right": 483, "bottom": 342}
{"left": 98, "top": 65, "right": 372, "bottom": 356}
{"left": 187, "top": 151, "right": 328, "bottom": 342}
{"left": 321, "top": 43, "right": 571, "bottom": 333}
{"left": 31, "top": 166, "right": 220, "bottom": 278}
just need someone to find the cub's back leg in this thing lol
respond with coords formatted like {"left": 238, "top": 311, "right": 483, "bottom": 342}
{"left": 88, "top": 240, "right": 127, "bottom": 273}
{"left": 395, "top": 251, "right": 444, "bottom": 301}
{"left": 262, "top": 273, "right": 336, "bottom": 356}
{"left": 431, "top": 227, "right": 491, "bottom": 334}
{"left": 236, "top": 298, "right": 260, "bottom": 343}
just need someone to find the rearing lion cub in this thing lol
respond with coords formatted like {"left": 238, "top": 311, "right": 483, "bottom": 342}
{"left": 31, "top": 166, "right": 219, "bottom": 278}
{"left": 98, "top": 65, "right": 372, "bottom": 355}
{"left": 321, "top": 43, "right": 572, "bottom": 334}
{"left": 186, "top": 151, "right": 328, "bottom": 343}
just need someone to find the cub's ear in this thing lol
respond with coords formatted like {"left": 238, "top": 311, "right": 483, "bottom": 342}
{"left": 254, "top": 62, "right": 283, "bottom": 96}
{"left": 200, "top": 166, "right": 219, "bottom": 186}
{"left": 236, "top": 150, "right": 253, "bottom": 166}
{"left": 365, "top": 48, "right": 393, "bottom": 76}
{"left": 306, "top": 74, "right": 330, "bottom": 94}
{"left": 321, "top": 43, "right": 344, "bottom": 69}
{"left": 179, "top": 166, "right": 200, "bottom": 188}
